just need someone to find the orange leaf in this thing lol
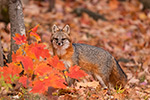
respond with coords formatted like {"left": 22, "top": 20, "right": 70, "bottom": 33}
{"left": 30, "top": 32, "right": 41, "bottom": 42}
{"left": 24, "top": 44, "right": 36, "bottom": 59}
{"left": 30, "top": 80, "right": 47, "bottom": 94}
{"left": 30, "top": 25, "right": 41, "bottom": 42}
{"left": 1, "top": 63, "right": 23, "bottom": 83}
{"left": 34, "top": 62, "right": 52, "bottom": 76}
{"left": 48, "top": 56, "right": 59, "bottom": 67}
{"left": 31, "top": 24, "right": 39, "bottom": 33}
{"left": 26, "top": 43, "right": 50, "bottom": 59}
{"left": 48, "top": 56, "right": 66, "bottom": 70}
{"left": 109, "top": 0, "right": 119, "bottom": 10}
{"left": 13, "top": 33, "right": 27, "bottom": 45}
{"left": 30, "top": 73, "right": 66, "bottom": 94}
{"left": 66, "top": 65, "right": 88, "bottom": 80}
{"left": 56, "top": 62, "right": 66, "bottom": 71}
{"left": 16, "top": 56, "right": 33, "bottom": 71}
{"left": 50, "top": 78, "right": 66, "bottom": 89}
{"left": 19, "top": 76, "right": 31, "bottom": 88}
{"left": 12, "top": 47, "right": 23, "bottom": 62}
{"left": 7, "top": 63, "right": 23, "bottom": 76}
{"left": 1, "top": 67, "right": 12, "bottom": 83}
{"left": 44, "top": 74, "right": 66, "bottom": 89}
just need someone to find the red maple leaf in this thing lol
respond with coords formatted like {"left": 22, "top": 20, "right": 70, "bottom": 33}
{"left": 30, "top": 25, "right": 41, "bottom": 42}
{"left": 34, "top": 62, "right": 52, "bottom": 76}
{"left": 19, "top": 76, "right": 31, "bottom": 88}
{"left": 7, "top": 63, "right": 23, "bottom": 76}
{"left": 16, "top": 55, "right": 33, "bottom": 71}
{"left": 30, "top": 80, "right": 47, "bottom": 94}
{"left": 26, "top": 43, "right": 50, "bottom": 59}
{"left": 13, "top": 33, "right": 27, "bottom": 45}
{"left": 66, "top": 65, "right": 88, "bottom": 80}
{"left": 45, "top": 74, "right": 66, "bottom": 89}
{"left": 48, "top": 56, "right": 59, "bottom": 67}
{"left": 30, "top": 32, "right": 41, "bottom": 42}
{"left": 50, "top": 78, "right": 66, "bottom": 89}
{"left": 1, "top": 63, "right": 23, "bottom": 83}
{"left": 12, "top": 47, "right": 23, "bottom": 62}
{"left": 1, "top": 67, "right": 12, "bottom": 83}
{"left": 48, "top": 56, "right": 66, "bottom": 71}
{"left": 31, "top": 24, "right": 39, "bottom": 33}
{"left": 43, "top": 74, "right": 66, "bottom": 89}
{"left": 30, "top": 73, "right": 66, "bottom": 94}
{"left": 56, "top": 62, "right": 66, "bottom": 71}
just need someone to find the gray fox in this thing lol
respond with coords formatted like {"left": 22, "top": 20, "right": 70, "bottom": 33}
{"left": 50, "top": 24, "right": 127, "bottom": 88}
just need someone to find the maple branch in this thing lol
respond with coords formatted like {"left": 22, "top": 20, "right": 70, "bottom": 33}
{"left": 8, "top": 0, "right": 26, "bottom": 63}
{"left": 73, "top": 7, "right": 107, "bottom": 21}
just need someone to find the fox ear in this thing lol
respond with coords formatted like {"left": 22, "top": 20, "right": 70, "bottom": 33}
{"left": 63, "top": 25, "right": 70, "bottom": 35}
{"left": 52, "top": 24, "right": 59, "bottom": 34}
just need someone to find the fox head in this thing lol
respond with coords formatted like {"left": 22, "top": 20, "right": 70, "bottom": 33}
{"left": 50, "top": 25, "right": 71, "bottom": 49}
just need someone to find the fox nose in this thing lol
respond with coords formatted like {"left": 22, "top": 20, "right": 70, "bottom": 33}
{"left": 58, "top": 43, "right": 62, "bottom": 46}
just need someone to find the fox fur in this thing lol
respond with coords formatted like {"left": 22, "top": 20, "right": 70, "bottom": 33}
{"left": 50, "top": 24, "right": 127, "bottom": 88}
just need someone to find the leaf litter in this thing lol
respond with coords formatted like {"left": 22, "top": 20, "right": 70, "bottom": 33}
{"left": 0, "top": 0, "right": 150, "bottom": 99}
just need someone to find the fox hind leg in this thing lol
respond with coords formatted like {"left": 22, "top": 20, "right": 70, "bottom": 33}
{"left": 94, "top": 73, "right": 108, "bottom": 89}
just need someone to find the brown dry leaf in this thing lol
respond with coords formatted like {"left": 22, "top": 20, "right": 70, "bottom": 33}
{"left": 58, "top": 94, "right": 76, "bottom": 100}
{"left": 1, "top": 0, "right": 150, "bottom": 99}
{"left": 109, "top": 0, "right": 119, "bottom": 10}
{"left": 124, "top": 1, "right": 142, "bottom": 12}
{"left": 80, "top": 13, "right": 91, "bottom": 27}
{"left": 24, "top": 4, "right": 40, "bottom": 15}
{"left": 113, "top": 93, "right": 126, "bottom": 100}
{"left": 138, "top": 12, "right": 147, "bottom": 20}
{"left": 0, "top": 22, "right": 5, "bottom": 29}
{"left": 128, "top": 77, "right": 139, "bottom": 84}
{"left": 76, "top": 81, "right": 99, "bottom": 89}
{"left": 126, "top": 73, "right": 133, "bottom": 80}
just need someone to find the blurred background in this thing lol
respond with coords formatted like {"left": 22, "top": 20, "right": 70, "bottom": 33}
{"left": 0, "top": 0, "right": 150, "bottom": 99}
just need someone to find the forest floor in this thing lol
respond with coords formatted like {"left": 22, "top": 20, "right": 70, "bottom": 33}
{"left": 0, "top": 0, "right": 150, "bottom": 99}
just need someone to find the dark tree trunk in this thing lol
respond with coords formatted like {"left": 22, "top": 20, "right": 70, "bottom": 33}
{"left": 8, "top": 0, "right": 26, "bottom": 63}
{"left": 0, "top": 36, "right": 4, "bottom": 67}
{"left": 48, "top": 0, "right": 55, "bottom": 12}
{"left": 0, "top": 0, "right": 9, "bottom": 23}
{"left": 139, "top": 0, "right": 150, "bottom": 9}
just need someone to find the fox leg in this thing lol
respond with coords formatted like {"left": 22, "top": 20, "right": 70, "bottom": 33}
{"left": 94, "top": 74, "right": 108, "bottom": 89}
{"left": 61, "top": 60, "right": 75, "bottom": 86}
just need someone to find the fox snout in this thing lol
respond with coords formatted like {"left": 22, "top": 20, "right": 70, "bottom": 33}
{"left": 55, "top": 38, "right": 63, "bottom": 46}
{"left": 52, "top": 38, "right": 65, "bottom": 47}
{"left": 51, "top": 37, "right": 70, "bottom": 50}
{"left": 58, "top": 43, "right": 63, "bottom": 46}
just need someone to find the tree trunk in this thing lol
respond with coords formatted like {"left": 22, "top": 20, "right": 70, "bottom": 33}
{"left": 139, "top": 0, "right": 150, "bottom": 9}
{"left": 8, "top": 0, "right": 26, "bottom": 63}
{"left": 0, "top": 0, "right": 9, "bottom": 23}
{"left": 48, "top": 0, "right": 55, "bottom": 12}
{"left": 0, "top": 37, "right": 4, "bottom": 67}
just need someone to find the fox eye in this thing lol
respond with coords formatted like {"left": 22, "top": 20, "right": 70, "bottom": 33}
{"left": 54, "top": 38, "right": 58, "bottom": 41}
{"left": 62, "top": 38, "right": 66, "bottom": 41}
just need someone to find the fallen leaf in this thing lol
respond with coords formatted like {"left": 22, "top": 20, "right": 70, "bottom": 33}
{"left": 76, "top": 81, "right": 99, "bottom": 89}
